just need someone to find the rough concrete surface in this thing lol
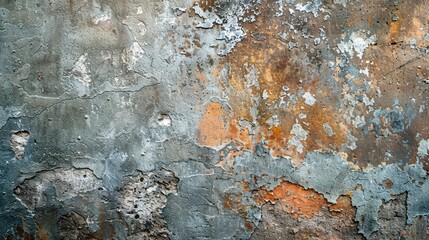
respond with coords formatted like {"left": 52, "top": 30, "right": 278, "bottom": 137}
{"left": 0, "top": 0, "right": 428, "bottom": 239}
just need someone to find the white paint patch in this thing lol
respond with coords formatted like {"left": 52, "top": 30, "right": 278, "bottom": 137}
{"left": 91, "top": 0, "right": 112, "bottom": 25}
{"left": 137, "top": 6, "right": 143, "bottom": 14}
{"left": 122, "top": 42, "right": 145, "bottom": 71}
{"left": 344, "top": 131, "right": 357, "bottom": 150}
{"left": 275, "top": 0, "right": 284, "bottom": 17}
{"left": 137, "top": 22, "right": 147, "bottom": 36}
{"left": 362, "top": 94, "right": 374, "bottom": 106}
{"left": 288, "top": 122, "right": 308, "bottom": 154}
{"left": 157, "top": 114, "right": 172, "bottom": 127}
{"left": 10, "top": 131, "right": 30, "bottom": 160}
{"left": 334, "top": 0, "right": 347, "bottom": 7}
{"left": 265, "top": 115, "right": 280, "bottom": 127}
{"left": 360, "top": 67, "right": 369, "bottom": 76}
{"left": 418, "top": 139, "right": 429, "bottom": 158}
{"left": 295, "top": 0, "right": 322, "bottom": 17}
{"left": 302, "top": 92, "right": 316, "bottom": 106}
{"left": 353, "top": 115, "right": 366, "bottom": 128}
{"left": 337, "top": 31, "right": 377, "bottom": 59}
{"left": 72, "top": 53, "right": 91, "bottom": 87}
{"left": 262, "top": 89, "right": 269, "bottom": 100}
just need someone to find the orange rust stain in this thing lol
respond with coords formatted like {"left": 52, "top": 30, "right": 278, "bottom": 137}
{"left": 266, "top": 125, "right": 290, "bottom": 158}
{"left": 198, "top": 102, "right": 254, "bottom": 152}
{"left": 224, "top": 195, "right": 234, "bottom": 209}
{"left": 389, "top": 20, "right": 401, "bottom": 44}
{"left": 255, "top": 182, "right": 355, "bottom": 220}
{"left": 259, "top": 181, "right": 329, "bottom": 219}
{"left": 228, "top": 118, "right": 253, "bottom": 150}
{"left": 262, "top": 103, "right": 346, "bottom": 164}
{"left": 253, "top": 191, "right": 268, "bottom": 206}
{"left": 301, "top": 104, "right": 347, "bottom": 152}
{"left": 200, "top": 0, "right": 349, "bottom": 161}
{"left": 196, "top": 65, "right": 207, "bottom": 84}
{"left": 263, "top": 191, "right": 276, "bottom": 203}
{"left": 198, "top": 102, "right": 229, "bottom": 147}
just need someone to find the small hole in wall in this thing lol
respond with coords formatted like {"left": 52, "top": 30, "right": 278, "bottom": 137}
{"left": 134, "top": 204, "right": 138, "bottom": 208}
{"left": 140, "top": 177, "right": 144, "bottom": 182}
{"left": 83, "top": 174, "right": 87, "bottom": 178}
{"left": 135, "top": 214, "right": 140, "bottom": 219}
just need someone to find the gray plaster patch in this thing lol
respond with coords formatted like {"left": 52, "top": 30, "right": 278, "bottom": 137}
{"left": 14, "top": 168, "right": 102, "bottom": 209}
{"left": 323, "top": 122, "right": 334, "bottom": 136}
{"left": 296, "top": 152, "right": 351, "bottom": 203}
{"left": 117, "top": 170, "right": 178, "bottom": 239}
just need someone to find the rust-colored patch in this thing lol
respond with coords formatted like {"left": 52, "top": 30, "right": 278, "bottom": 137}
{"left": 300, "top": 104, "right": 347, "bottom": 152}
{"left": 198, "top": 102, "right": 229, "bottom": 147}
{"left": 224, "top": 194, "right": 234, "bottom": 209}
{"left": 255, "top": 182, "right": 356, "bottom": 221}
{"left": 389, "top": 20, "right": 401, "bottom": 44}
{"left": 193, "top": 0, "right": 351, "bottom": 164}
{"left": 258, "top": 181, "right": 329, "bottom": 219}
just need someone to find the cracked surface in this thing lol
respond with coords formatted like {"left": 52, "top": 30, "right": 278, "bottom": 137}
{"left": 1, "top": 0, "right": 429, "bottom": 239}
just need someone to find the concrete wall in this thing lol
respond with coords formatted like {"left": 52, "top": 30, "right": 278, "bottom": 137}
{"left": 1, "top": 0, "right": 429, "bottom": 239}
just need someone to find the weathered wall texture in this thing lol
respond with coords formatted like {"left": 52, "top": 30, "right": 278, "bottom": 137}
{"left": 1, "top": 0, "right": 429, "bottom": 239}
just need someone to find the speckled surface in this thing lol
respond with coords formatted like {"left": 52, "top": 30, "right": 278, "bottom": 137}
{"left": 1, "top": 0, "right": 429, "bottom": 239}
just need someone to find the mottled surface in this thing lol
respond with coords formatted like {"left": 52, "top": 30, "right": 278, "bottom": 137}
{"left": 1, "top": 0, "right": 429, "bottom": 239}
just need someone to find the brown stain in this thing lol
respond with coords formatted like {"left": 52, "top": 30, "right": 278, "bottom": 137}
{"left": 244, "top": 221, "right": 254, "bottom": 231}
{"left": 329, "top": 195, "right": 355, "bottom": 216}
{"left": 383, "top": 179, "right": 394, "bottom": 189}
{"left": 4, "top": 224, "right": 33, "bottom": 240}
{"left": 35, "top": 226, "right": 49, "bottom": 240}
{"left": 196, "top": 0, "right": 217, "bottom": 12}
{"left": 93, "top": 204, "right": 115, "bottom": 239}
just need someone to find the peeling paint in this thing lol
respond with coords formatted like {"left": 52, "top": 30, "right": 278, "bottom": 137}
{"left": 1, "top": 0, "right": 429, "bottom": 239}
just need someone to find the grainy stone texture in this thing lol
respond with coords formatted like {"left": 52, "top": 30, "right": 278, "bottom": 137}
{"left": 0, "top": 0, "right": 429, "bottom": 239}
